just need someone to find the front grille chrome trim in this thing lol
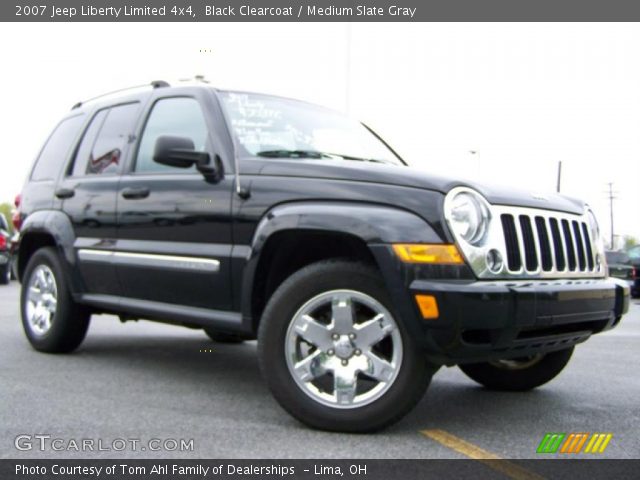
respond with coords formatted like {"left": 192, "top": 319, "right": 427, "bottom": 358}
{"left": 490, "top": 206, "right": 603, "bottom": 279}
{"left": 446, "top": 198, "right": 605, "bottom": 281}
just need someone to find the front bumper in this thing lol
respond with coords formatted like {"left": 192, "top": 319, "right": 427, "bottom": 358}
{"left": 409, "top": 277, "right": 629, "bottom": 364}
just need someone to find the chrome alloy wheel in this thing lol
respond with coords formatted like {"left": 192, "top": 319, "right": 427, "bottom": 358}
{"left": 489, "top": 354, "right": 545, "bottom": 370}
{"left": 25, "top": 264, "right": 58, "bottom": 337}
{"left": 285, "top": 290, "right": 403, "bottom": 409}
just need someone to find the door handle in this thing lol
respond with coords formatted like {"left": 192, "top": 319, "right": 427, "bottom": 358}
{"left": 121, "top": 187, "right": 150, "bottom": 199}
{"left": 55, "top": 188, "right": 75, "bottom": 199}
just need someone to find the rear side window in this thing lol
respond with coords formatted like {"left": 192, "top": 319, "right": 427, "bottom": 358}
{"left": 72, "top": 103, "right": 140, "bottom": 176}
{"left": 31, "top": 114, "right": 85, "bottom": 181}
{"left": 135, "top": 97, "right": 209, "bottom": 173}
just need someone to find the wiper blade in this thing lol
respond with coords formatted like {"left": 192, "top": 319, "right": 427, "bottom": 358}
{"left": 256, "top": 149, "right": 331, "bottom": 159}
{"left": 256, "top": 149, "right": 390, "bottom": 164}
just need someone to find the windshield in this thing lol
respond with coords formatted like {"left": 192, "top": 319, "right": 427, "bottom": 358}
{"left": 219, "top": 91, "right": 403, "bottom": 165}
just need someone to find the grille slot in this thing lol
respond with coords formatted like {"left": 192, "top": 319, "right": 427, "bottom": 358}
{"left": 498, "top": 210, "right": 599, "bottom": 276}
{"left": 535, "top": 216, "right": 553, "bottom": 271}
{"left": 548, "top": 218, "right": 566, "bottom": 271}
{"left": 561, "top": 219, "right": 577, "bottom": 271}
{"left": 581, "top": 222, "right": 595, "bottom": 270}
{"left": 572, "top": 220, "right": 587, "bottom": 271}
{"left": 501, "top": 214, "right": 521, "bottom": 271}
{"left": 519, "top": 215, "right": 538, "bottom": 271}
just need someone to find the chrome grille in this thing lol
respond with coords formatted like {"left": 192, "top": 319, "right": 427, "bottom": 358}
{"left": 499, "top": 212, "right": 598, "bottom": 276}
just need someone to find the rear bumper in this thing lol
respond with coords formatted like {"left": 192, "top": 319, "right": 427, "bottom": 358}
{"left": 409, "top": 277, "right": 629, "bottom": 364}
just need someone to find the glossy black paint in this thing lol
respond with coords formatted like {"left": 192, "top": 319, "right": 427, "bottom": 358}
{"left": 407, "top": 276, "right": 628, "bottom": 364}
{"left": 16, "top": 84, "right": 628, "bottom": 361}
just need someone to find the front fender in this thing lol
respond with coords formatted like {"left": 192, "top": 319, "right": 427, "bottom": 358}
{"left": 251, "top": 201, "right": 442, "bottom": 250}
{"left": 241, "top": 201, "right": 444, "bottom": 338}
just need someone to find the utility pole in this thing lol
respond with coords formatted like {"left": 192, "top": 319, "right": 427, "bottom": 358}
{"left": 556, "top": 161, "right": 562, "bottom": 193}
{"left": 606, "top": 182, "right": 616, "bottom": 248}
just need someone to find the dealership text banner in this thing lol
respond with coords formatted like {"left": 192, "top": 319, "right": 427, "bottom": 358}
{"left": 5, "top": 0, "right": 640, "bottom": 21}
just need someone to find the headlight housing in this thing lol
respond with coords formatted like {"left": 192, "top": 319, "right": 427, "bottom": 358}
{"left": 445, "top": 189, "right": 491, "bottom": 246}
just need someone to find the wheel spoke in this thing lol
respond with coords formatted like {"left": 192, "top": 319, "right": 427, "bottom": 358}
{"left": 331, "top": 296, "right": 354, "bottom": 333}
{"left": 28, "top": 287, "right": 43, "bottom": 304}
{"left": 363, "top": 352, "right": 395, "bottom": 382}
{"left": 334, "top": 368, "right": 358, "bottom": 405}
{"left": 41, "top": 312, "right": 52, "bottom": 332}
{"left": 354, "top": 313, "right": 394, "bottom": 347}
{"left": 294, "top": 314, "right": 333, "bottom": 351}
{"left": 47, "top": 297, "right": 57, "bottom": 313}
{"left": 293, "top": 350, "right": 327, "bottom": 382}
{"left": 36, "top": 269, "right": 47, "bottom": 288}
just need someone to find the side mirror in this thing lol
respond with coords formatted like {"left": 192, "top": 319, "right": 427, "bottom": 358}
{"left": 153, "top": 135, "right": 211, "bottom": 169}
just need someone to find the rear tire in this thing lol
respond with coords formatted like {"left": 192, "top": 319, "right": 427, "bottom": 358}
{"left": 203, "top": 328, "right": 245, "bottom": 344}
{"left": 21, "top": 247, "right": 90, "bottom": 353}
{"left": 459, "top": 347, "right": 574, "bottom": 391}
{"left": 258, "top": 260, "right": 435, "bottom": 432}
{"left": 0, "top": 264, "right": 9, "bottom": 285}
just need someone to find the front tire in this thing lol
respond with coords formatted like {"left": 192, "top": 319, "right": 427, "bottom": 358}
{"left": 258, "top": 260, "right": 435, "bottom": 432}
{"left": 21, "top": 247, "right": 90, "bottom": 353}
{"left": 459, "top": 347, "right": 574, "bottom": 391}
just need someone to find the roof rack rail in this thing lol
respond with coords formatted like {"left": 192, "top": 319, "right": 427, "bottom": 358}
{"left": 71, "top": 80, "right": 171, "bottom": 110}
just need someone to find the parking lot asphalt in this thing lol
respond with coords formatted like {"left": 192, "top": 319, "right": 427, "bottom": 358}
{"left": 1, "top": 281, "right": 638, "bottom": 461}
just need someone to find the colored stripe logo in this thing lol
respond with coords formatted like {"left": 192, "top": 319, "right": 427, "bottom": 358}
{"left": 537, "top": 433, "right": 613, "bottom": 454}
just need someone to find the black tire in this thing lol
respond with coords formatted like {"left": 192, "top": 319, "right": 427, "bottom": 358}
{"left": 203, "top": 328, "right": 245, "bottom": 344}
{"left": 459, "top": 347, "right": 574, "bottom": 392}
{"left": 0, "top": 263, "right": 9, "bottom": 285}
{"left": 21, "top": 247, "right": 90, "bottom": 353}
{"left": 10, "top": 256, "right": 18, "bottom": 280}
{"left": 258, "top": 260, "right": 435, "bottom": 432}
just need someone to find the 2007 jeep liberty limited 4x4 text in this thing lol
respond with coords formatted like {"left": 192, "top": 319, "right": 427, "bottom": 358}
{"left": 16, "top": 81, "right": 629, "bottom": 431}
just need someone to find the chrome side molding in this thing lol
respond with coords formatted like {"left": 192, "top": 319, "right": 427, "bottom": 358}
{"left": 78, "top": 249, "right": 220, "bottom": 273}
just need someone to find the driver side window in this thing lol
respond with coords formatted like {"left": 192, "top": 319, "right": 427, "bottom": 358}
{"left": 135, "top": 97, "right": 209, "bottom": 173}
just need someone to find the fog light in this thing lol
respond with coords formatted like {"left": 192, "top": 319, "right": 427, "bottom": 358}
{"left": 415, "top": 294, "right": 439, "bottom": 320}
{"left": 486, "top": 249, "right": 503, "bottom": 273}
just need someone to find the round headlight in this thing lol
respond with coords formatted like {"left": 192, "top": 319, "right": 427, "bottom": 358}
{"left": 448, "top": 191, "right": 490, "bottom": 245}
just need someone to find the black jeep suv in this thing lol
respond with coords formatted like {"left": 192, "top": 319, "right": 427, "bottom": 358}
{"left": 16, "top": 81, "right": 629, "bottom": 431}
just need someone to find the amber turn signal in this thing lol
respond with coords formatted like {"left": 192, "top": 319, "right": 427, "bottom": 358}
{"left": 392, "top": 244, "right": 463, "bottom": 264}
{"left": 415, "top": 294, "right": 439, "bottom": 320}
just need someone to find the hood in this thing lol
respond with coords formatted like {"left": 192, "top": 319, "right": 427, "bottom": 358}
{"left": 241, "top": 158, "right": 586, "bottom": 215}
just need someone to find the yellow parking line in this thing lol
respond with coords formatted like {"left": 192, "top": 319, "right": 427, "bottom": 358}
{"left": 420, "top": 429, "right": 546, "bottom": 480}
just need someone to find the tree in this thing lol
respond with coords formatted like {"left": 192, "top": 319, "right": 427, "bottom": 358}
{"left": 623, "top": 235, "right": 639, "bottom": 251}
{"left": 0, "top": 202, "right": 14, "bottom": 234}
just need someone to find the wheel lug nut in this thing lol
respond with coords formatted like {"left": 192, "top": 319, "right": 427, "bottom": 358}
{"left": 355, "top": 349, "right": 361, "bottom": 356}
{"left": 349, "top": 333, "right": 356, "bottom": 339}
{"left": 327, "top": 349, "right": 334, "bottom": 356}
{"left": 332, "top": 333, "right": 339, "bottom": 340}
{"left": 341, "top": 359, "right": 348, "bottom": 366}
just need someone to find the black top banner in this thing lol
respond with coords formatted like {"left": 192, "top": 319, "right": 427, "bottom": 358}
{"left": 4, "top": 0, "right": 640, "bottom": 22}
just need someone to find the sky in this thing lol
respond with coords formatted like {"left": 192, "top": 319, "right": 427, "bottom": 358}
{"left": 0, "top": 22, "right": 638, "bottom": 246}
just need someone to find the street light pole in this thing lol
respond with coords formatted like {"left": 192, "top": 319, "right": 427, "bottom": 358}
{"left": 607, "top": 182, "right": 616, "bottom": 248}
